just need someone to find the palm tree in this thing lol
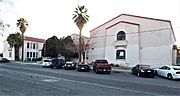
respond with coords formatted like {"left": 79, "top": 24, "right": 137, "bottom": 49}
{"left": 17, "top": 18, "right": 28, "bottom": 61}
{"left": 7, "top": 32, "right": 22, "bottom": 60}
{"left": 72, "top": 5, "right": 89, "bottom": 62}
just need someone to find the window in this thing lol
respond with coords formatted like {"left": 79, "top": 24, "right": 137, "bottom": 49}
{"left": 36, "top": 43, "right": 38, "bottom": 49}
{"left": 36, "top": 52, "right": 38, "bottom": 58}
{"left": 9, "top": 52, "right": 12, "bottom": 57}
{"left": 27, "top": 43, "right": 29, "bottom": 48}
{"left": 30, "top": 43, "right": 31, "bottom": 49}
{"left": 33, "top": 52, "right": 35, "bottom": 58}
{"left": 30, "top": 52, "right": 32, "bottom": 58}
{"left": 116, "top": 50, "right": 126, "bottom": 59}
{"left": 33, "top": 43, "right": 36, "bottom": 49}
{"left": 27, "top": 52, "right": 29, "bottom": 58}
{"left": 117, "top": 31, "right": 126, "bottom": 40}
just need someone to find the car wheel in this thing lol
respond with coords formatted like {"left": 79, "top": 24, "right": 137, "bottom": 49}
{"left": 167, "top": 74, "right": 173, "bottom": 80}
{"left": 137, "top": 72, "right": 140, "bottom": 77}
{"left": 95, "top": 69, "right": 99, "bottom": 74}
{"left": 154, "top": 70, "right": 158, "bottom": 76}
{"left": 50, "top": 65, "right": 53, "bottom": 69}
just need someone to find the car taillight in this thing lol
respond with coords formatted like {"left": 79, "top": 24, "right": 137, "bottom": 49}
{"left": 176, "top": 72, "right": 180, "bottom": 74}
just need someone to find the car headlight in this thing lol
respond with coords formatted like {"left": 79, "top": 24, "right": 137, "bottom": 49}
{"left": 72, "top": 64, "right": 74, "bottom": 66}
{"left": 140, "top": 70, "right": 145, "bottom": 72}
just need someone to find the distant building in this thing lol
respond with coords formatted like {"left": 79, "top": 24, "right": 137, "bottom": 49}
{"left": 71, "top": 33, "right": 90, "bottom": 62}
{"left": 3, "top": 36, "right": 45, "bottom": 60}
{"left": 88, "top": 14, "right": 176, "bottom": 67}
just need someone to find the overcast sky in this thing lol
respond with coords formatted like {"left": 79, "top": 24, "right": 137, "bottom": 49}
{"left": 0, "top": 0, "right": 180, "bottom": 53}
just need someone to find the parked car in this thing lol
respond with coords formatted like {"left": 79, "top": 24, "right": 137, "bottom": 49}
{"left": 77, "top": 62, "right": 90, "bottom": 72}
{"left": 154, "top": 65, "right": 180, "bottom": 80}
{"left": 0, "top": 58, "right": 10, "bottom": 63}
{"left": 64, "top": 61, "right": 76, "bottom": 70}
{"left": 50, "top": 58, "right": 65, "bottom": 69}
{"left": 131, "top": 64, "right": 154, "bottom": 77}
{"left": 93, "top": 59, "right": 111, "bottom": 74}
{"left": 42, "top": 59, "right": 52, "bottom": 68}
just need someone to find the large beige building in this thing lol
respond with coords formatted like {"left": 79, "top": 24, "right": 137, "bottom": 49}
{"left": 88, "top": 14, "right": 176, "bottom": 67}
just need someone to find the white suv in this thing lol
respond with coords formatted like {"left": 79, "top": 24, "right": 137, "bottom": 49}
{"left": 42, "top": 59, "right": 52, "bottom": 67}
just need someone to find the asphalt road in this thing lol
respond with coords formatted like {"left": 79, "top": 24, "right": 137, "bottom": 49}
{"left": 0, "top": 63, "right": 179, "bottom": 96}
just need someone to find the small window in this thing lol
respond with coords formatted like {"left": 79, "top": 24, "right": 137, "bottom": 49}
{"left": 33, "top": 52, "right": 35, "bottom": 58}
{"left": 36, "top": 43, "right": 38, "bottom": 49}
{"left": 30, "top": 52, "right": 32, "bottom": 58}
{"left": 27, "top": 43, "right": 29, "bottom": 48}
{"left": 33, "top": 43, "right": 36, "bottom": 49}
{"left": 9, "top": 52, "right": 11, "bottom": 57}
{"left": 117, "top": 31, "right": 126, "bottom": 40}
{"left": 36, "top": 52, "right": 38, "bottom": 58}
{"left": 27, "top": 52, "right": 29, "bottom": 58}
{"left": 116, "top": 50, "right": 126, "bottom": 59}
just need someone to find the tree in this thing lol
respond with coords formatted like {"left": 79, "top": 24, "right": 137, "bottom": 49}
{"left": 42, "top": 36, "right": 59, "bottom": 58}
{"left": 16, "top": 18, "right": 28, "bottom": 61}
{"left": 59, "top": 36, "right": 78, "bottom": 59}
{"left": 7, "top": 32, "right": 22, "bottom": 60}
{"left": 42, "top": 36, "right": 78, "bottom": 60}
{"left": 72, "top": 5, "right": 89, "bottom": 62}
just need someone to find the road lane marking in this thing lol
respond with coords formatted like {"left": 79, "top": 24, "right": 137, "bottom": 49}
{"left": 42, "top": 79, "right": 59, "bottom": 82}
{"left": 0, "top": 74, "right": 69, "bottom": 92}
{"left": 0, "top": 68, "right": 163, "bottom": 96}
{"left": 1, "top": 63, "right": 179, "bottom": 90}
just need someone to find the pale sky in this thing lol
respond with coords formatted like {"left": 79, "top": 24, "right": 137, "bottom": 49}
{"left": 0, "top": 0, "right": 180, "bottom": 53}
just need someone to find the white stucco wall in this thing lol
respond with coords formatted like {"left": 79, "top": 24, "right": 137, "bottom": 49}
{"left": 3, "top": 41, "right": 14, "bottom": 60}
{"left": 24, "top": 40, "right": 44, "bottom": 60}
{"left": 88, "top": 14, "right": 175, "bottom": 67}
{"left": 3, "top": 40, "right": 44, "bottom": 61}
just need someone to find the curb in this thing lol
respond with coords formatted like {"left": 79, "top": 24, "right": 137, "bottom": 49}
{"left": 90, "top": 66, "right": 131, "bottom": 73}
{"left": 15, "top": 61, "right": 39, "bottom": 65}
{"left": 112, "top": 69, "right": 131, "bottom": 73}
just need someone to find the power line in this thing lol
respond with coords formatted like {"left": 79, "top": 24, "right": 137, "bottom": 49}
{"left": 90, "top": 27, "right": 178, "bottom": 39}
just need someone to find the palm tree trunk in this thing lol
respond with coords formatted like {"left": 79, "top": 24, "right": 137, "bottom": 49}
{"left": 79, "top": 29, "right": 82, "bottom": 63}
{"left": 21, "top": 33, "right": 24, "bottom": 61}
{"left": 15, "top": 45, "right": 19, "bottom": 60}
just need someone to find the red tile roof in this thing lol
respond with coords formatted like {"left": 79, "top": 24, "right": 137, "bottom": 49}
{"left": 24, "top": 36, "right": 46, "bottom": 43}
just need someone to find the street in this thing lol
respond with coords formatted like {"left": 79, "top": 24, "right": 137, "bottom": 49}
{"left": 0, "top": 63, "right": 180, "bottom": 96}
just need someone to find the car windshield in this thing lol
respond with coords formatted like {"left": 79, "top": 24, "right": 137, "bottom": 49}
{"left": 139, "top": 65, "right": 150, "bottom": 69}
{"left": 173, "top": 68, "right": 180, "bottom": 70}
{"left": 96, "top": 60, "right": 108, "bottom": 63}
{"left": 44, "top": 60, "right": 51, "bottom": 62}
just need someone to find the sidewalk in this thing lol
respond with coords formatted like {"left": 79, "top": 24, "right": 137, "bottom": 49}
{"left": 112, "top": 67, "right": 131, "bottom": 73}
{"left": 14, "top": 61, "right": 41, "bottom": 65}
{"left": 89, "top": 65, "right": 131, "bottom": 73}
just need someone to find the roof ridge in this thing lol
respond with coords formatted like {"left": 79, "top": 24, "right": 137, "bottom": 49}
{"left": 90, "top": 13, "right": 171, "bottom": 32}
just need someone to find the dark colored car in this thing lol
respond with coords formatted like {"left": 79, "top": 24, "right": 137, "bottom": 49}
{"left": 50, "top": 58, "right": 65, "bottom": 69}
{"left": 93, "top": 59, "right": 111, "bottom": 74}
{"left": 77, "top": 62, "right": 90, "bottom": 72}
{"left": 64, "top": 61, "right": 76, "bottom": 70}
{"left": 131, "top": 64, "right": 154, "bottom": 77}
{"left": 0, "top": 58, "right": 10, "bottom": 63}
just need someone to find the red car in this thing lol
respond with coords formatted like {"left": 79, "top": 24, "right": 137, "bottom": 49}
{"left": 93, "top": 59, "right": 112, "bottom": 74}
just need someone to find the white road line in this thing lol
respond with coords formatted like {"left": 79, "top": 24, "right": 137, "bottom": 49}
{"left": 0, "top": 68, "right": 163, "bottom": 96}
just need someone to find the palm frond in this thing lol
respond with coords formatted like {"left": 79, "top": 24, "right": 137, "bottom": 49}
{"left": 73, "top": 5, "right": 89, "bottom": 30}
